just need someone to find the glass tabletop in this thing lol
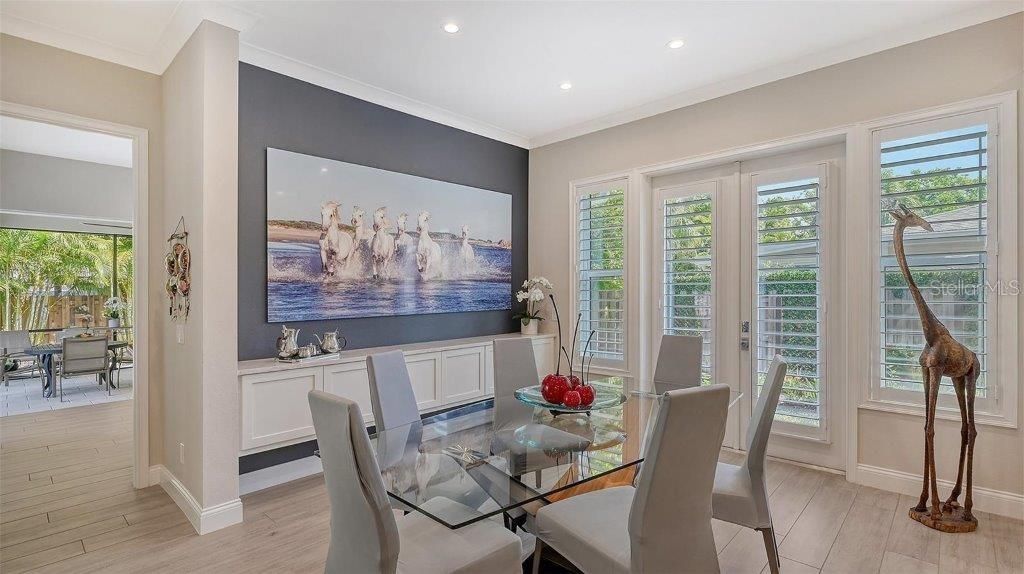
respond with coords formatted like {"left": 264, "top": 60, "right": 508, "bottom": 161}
{"left": 370, "top": 377, "right": 741, "bottom": 529}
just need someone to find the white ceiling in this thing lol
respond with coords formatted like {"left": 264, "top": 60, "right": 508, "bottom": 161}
{"left": 0, "top": 115, "right": 133, "bottom": 167}
{"left": 1, "top": 1, "right": 1019, "bottom": 148}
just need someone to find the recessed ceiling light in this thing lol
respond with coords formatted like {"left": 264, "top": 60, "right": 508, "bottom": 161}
{"left": 560, "top": 82, "right": 572, "bottom": 91}
{"left": 320, "top": 167, "right": 328, "bottom": 173}
{"left": 667, "top": 39, "right": 685, "bottom": 49}
{"left": 443, "top": 22, "right": 460, "bottom": 34}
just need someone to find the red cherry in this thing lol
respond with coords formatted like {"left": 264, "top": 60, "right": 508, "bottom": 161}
{"left": 562, "top": 390, "right": 582, "bottom": 408}
{"left": 567, "top": 374, "right": 581, "bottom": 389}
{"left": 541, "top": 374, "right": 570, "bottom": 404}
{"left": 577, "top": 385, "right": 595, "bottom": 406}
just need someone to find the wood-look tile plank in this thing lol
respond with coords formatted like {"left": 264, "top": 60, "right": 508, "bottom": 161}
{"left": 1, "top": 467, "right": 132, "bottom": 505}
{"left": 881, "top": 552, "right": 939, "bottom": 574}
{"left": 82, "top": 507, "right": 190, "bottom": 552}
{"left": 46, "top": 486, "right": 167, "bottom": 523}
{"left": 0, "top": 540, "right": 85, "bottom": 574}
{"left": 0, "top": 515, "right": 127, "bottom": 562}
{"left": 0, "top": 513, "right": 49, "bottom": 536}
{"left": 937, "top": 515, "right": 998, "bottom": 573}
{"left": 887, "top": 495, "right": 941, "bottom": 564}
{"left": 713, "top": 518, "right": 743, "bottom": 553}
{"left": 765, "top": 467, "right": 827, "bottom": 537}
{"left": 820, "top": 489, "right": 897, "bottom": 573}
{"left": 779, "top": 475, "right": 858, "bottom": 568}
{"left": 761, "top": 557, "right": 820, "bottom": 574}
{"left": 986, "top": 512, "right": 1023, "bottom": 574}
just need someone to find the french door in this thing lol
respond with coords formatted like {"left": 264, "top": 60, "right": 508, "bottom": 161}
{"left": 652, "top": 151, "right": 844, "bottom": 469}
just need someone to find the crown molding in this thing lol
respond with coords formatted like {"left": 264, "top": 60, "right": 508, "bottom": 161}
{"left": 238, "top": 42, "right": 531, "bottom": 149}
{"left": 528, "top": 2, "right": 1023, "bottom": 148}
{"left": 0, "top": 1, "right": 258, "bottom": 75}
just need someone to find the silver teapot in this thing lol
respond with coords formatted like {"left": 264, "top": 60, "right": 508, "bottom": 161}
{"left": 314, "top": 330, "right": 346, "bottom": 354}
{"left": 276, "top": 325, "right": 300, "bottom": 358}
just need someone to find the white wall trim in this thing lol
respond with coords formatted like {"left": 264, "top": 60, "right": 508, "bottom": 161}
{"left": 529, "top": 2, "right": 1022, "bottom": 148}
{"left": 1, "top": 101, "right": 153, "bottom": 490}
{"left": 238, "top": 43, "right": 530, "bottom": 149}
{"left": 856, "top": 464, "right": 1023, "bottom": 521}
{"left": 153, "top": 465, "right": 244, "bottom": 535}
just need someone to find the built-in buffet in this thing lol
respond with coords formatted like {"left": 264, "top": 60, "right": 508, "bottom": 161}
{"left": 237, "top": 333, "right": 556, "bottom": 455}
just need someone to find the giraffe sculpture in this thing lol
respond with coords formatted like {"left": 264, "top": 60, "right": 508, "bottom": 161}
{"left": 889, "top": 205, "right": 980, "bottom": 532}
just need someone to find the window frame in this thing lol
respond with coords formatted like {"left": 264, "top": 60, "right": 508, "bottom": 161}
{"left": 865, "top": 102, "right": 1018, "bottom": 428}
{"left": 571, "top": 176, "right": 630, "bottom": 373}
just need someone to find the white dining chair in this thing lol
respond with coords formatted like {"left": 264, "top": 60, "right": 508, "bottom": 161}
{"left": 0, "top": 330, "right": 44, "bottom": 389}
{"left": 711, "top": 355, "right": 788, "bottom": 574}
{"left": 533, "top": 384, "right": 730, "bottom": 574}
{"left": 308, "top": 390, "right": 523, "bottom": 574}
{"left": 58, "top": 335, "right": 110, "bottom": 402}
{"left": 366, "top": 350, "right": 420, "bottom": 432}
{"left": 652, "top": 334, "right": 704, "bottom": 394}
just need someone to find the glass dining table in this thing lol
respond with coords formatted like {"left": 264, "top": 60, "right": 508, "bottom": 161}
{"left": 370, "top": 377, "right": 742, "bottom": 530}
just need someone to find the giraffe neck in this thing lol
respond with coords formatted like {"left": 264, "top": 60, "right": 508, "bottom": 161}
{"left": 893, "top": 224, "right": 945, "bottom": 345}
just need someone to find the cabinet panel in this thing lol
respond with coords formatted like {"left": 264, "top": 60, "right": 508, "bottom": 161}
{"left": 443, "top": 347, "right": 486, "bottom": 403}
{"left": 407, "top": 353, "right": 442, "bottom": 410}
{"left": 533, "top": 338, "right": 555, "bottom": 376}
{"left": 485, "top": 347, "right": 494, "bottom": 395}
{"left": 241, "top": 367, "right": 322, "bottom": 451}
{"left": 323, "top": 363, "right": 374, "bottom": 423}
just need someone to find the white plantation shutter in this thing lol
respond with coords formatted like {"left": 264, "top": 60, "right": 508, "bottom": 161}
{"left": 576, "top": 182, "right": 626, "bottom": 363}
{"left": 878, "top": 123, "right": 990, "bottom": 402}
{"left": 754, "top": 175, "right": 824, "bottom": 433}
{"left": 661, "top": 189, "right": 714, "bottom": 382}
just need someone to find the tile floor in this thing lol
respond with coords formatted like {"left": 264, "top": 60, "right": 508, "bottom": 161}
{"left": 0, "top": 367, "right": 132, "bottom": 417}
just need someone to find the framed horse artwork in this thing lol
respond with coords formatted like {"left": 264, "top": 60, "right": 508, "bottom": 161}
{"left": 265, "top": 148, "right": 513, "bottom": 321}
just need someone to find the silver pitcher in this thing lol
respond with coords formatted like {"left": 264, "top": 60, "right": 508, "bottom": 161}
{"left": 314, "top": 330, "right": 346, "bottom": 354}
{"left": 276, "top": 325, "right": 300, "bottom": 358}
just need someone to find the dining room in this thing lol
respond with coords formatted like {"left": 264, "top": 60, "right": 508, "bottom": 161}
{"left": 0, "top": 2, "right": 1021, "bottom": 573}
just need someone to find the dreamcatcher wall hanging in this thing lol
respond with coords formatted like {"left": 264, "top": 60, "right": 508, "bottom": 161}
{"left": 165, "top": 217, "right": 192, "bottom": 321}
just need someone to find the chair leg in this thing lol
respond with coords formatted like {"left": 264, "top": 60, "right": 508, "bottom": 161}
{"left": 59, "top": 374, "right": 64, "bottom": 403}
{"left": 759, "top": 526, "right": 780, "bottom": 574}
{"left": 531, "top": 538, "right": 545, "bottom": 574}
{"left": 535, "top": 469, "right": 542, "bottom": 488}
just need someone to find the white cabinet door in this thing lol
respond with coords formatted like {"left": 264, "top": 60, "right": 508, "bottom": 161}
{"left": 532, "top": 337, "right": 556, "bottom": 376}
{"left": 484, "top": 346, "right": 494, "bottom": 395}
{"left": 241, "top": 367, "right": 323, "bottom": 451}
{"left": 323, "top": 362, "right": 374, "bottom": 423}
{"left": 406, "top": 352, "right": 443, "bottom": 411}
{"left": 443, "top": 347, "right": 486, "bottom": 403}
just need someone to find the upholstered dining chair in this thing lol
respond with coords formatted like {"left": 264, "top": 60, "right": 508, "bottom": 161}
{"left": 58, "top": 335, "right": 110, "bottom": 402}
{"left": 711, "top": 355, "right": 788, "bottom": 574}
{"left": 652, "top": 334, "right": 704, "bottom": 394}
{"left": 533, "top": 384, "right": 730, "bottom": 574}
{"left": 308, "top": 390, "right": 522, "bottom": 574}
{"left": 366, "top": 350, "right": 421, "bottom": 432}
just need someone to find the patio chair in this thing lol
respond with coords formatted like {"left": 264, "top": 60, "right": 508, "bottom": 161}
{"left": 1, "top": 330, "right": 44, "bottom": 390}
{"left": 57, "top": 335, "right": 110, "bottom": 402}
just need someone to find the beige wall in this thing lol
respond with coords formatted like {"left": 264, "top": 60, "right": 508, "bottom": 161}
{"left": 160, "top": 21, "right": 240, "bottom": 508}
{"left": 529, "top": 15, "right": 1024, "bottom": 494}
{"left": 1, "top": 33, "right": 165, "bottom": 467}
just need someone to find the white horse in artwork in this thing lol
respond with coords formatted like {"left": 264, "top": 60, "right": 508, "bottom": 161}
{"left": 345, "top": 206, "right": 370, "bottom": 273}
{"left": 458, "top": 224, "right": 476, "bottom": 271}
{"left": 319, "top": 201, "right": 352, "bottom": 276}
{"left": 370, "top": 207, "right": 397, "bottom": 279}
{"left": 395, "top": 213, "right": 415, "bottom": 255}
{"left": 415, "top": 211, "right": 443, "bottom": 279}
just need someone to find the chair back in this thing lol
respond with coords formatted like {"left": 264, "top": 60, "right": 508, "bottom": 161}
{"left": 309, "top": 390, "right": 400, "bottom": 574}
{"left": 629, "top": 384, "right": 729, "bottom": 574}
{"left": 744, "top": 355, "right": 787, "bottom": 519}
{"left": 493, "top": 338, "right": 539, "bottom": 399}
{"left": 61, "top": 335, "right": 110, "bottom": 376}
{"left": 366, "top": 351, "right": 420, "bottom": 431}
{"left": 652, "top": 335, "right": 704, "bottom": 394}
{"left": 59, "top": 327, "right": 89, "bottom": 340}
{"left": 0, "top": 330, "right": 32, "bottom": 355}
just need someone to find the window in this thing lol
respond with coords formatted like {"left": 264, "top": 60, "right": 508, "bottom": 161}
{"left": 754, "top": 172, "right": 825, "bottom": 435}
{"left": 575, "top": 180, "right": 626, "bottom": 366}
{"left": 660, "top": 186, "right": 714, "bottom": 383}
{"left": 871, "top": 107, "right": 1014, "bottom": 423}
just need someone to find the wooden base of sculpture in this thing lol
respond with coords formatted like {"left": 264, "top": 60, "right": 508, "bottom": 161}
{"left": 909, "top": 504, "right": 977, "bottom": 533}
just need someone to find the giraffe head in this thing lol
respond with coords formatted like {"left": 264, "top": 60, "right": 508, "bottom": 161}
{"left": 888, "top": 204, "right": 934, "bottom": 232}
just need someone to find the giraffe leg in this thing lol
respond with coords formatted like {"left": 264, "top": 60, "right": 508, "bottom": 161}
{"left": 963, "top": 366, "right": 979, "bottom": 522}
{"left": 944, "top": 377, "right": 968, "bottom": 512}
{"left": 926, "top": 367, "right": 943, "bottom": 520}
{"left": 914, "top": 366, "right": 932, "bottom": 513}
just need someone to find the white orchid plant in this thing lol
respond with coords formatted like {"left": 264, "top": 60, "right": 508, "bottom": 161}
{"left": 103, "top": 297, "right": 127, "bottom": 319}
{"left": 513, "top": 277, "right": 553, "bottom": 326}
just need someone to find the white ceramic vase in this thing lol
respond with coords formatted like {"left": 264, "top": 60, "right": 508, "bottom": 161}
{"left": 521, "top": 319, "right": 538, "bottom": 335}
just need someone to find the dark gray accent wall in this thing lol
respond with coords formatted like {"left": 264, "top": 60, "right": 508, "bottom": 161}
{"left": 238, "top": 63, "right": 528, "bottom": 361}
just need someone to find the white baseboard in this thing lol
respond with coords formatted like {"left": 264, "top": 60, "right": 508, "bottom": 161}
{"left": 150, "top": 465, "right": 244, "bottom": 534}
{"left": 239, "top": 455, "right": 323, "bottom": 496}
{"left": 856, "top": 464, "right": 1023, "bottom": 520}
